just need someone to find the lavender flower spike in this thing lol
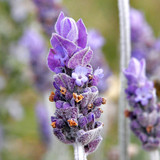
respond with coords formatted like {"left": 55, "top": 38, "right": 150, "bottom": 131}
{"left": 124, "top": 57, "right": 160, "bottom": 151}
{"left": 47, "top": 12, "right": 106, "bottom": 159}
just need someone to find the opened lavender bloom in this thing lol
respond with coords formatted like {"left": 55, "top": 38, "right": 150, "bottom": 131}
{"left": 130, "top": 8, "right": 160, "bottom": 77}
{"left": 47, "top": 12, "right": 106, "bottom": 158}
{"left": 33, "top": 0, "right": 66, "bottom": 36}
{"left": 124, "top": 57, "right": 160, "bottom": 151}
{"left": 88, "top": 29, "right": 111, "bottom": 93}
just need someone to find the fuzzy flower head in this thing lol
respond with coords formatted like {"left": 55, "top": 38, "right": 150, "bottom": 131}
{"left": 47, "top": 12, "right": 106, "bottom": 155}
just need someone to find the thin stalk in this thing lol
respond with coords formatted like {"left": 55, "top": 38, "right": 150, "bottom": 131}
{"left": 74, "top": 143, "right": 87, "bottom": 160}
{"left": 150, "top": 151, "right": 160, "bottom": 160}
{"left": 118, "top": 0, "right": 131, "bottom": 160}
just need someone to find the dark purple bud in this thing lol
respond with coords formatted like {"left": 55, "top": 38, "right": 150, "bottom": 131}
{"left": 63, "top": 102, "right": 71, "bottom": 109}
{"left": 93, "top": 108, "right": 101, "bottom": 119}
{"left": 87, "top": 112, "right": 95, "bottom": 123}
{"left": 56, "top": 119, "right": 65, "bottom": 129}
{"left": 51, "top": 116, "right": 57, "bottom": 122}
{"left": 139, "top": 133, "right": 147, "bottom": 143}
{"left": 130, "top": 120, "right": 140, "bottom": 129}
{"left": 56, "top": 101, "right": 64, "bottom": 109}
{"left": 93, "top": 97, "right": 103, "bottom": 106}
{"left": 78, "top": 116, "right": 88, "bottom": 128}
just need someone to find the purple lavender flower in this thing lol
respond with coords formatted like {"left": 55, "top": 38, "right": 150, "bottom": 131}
{"left": 72, "top": 66, "right": 88, "bottom": 86}
{"left": 47, "top": 12, "right": 106, "bottom": 155}
{"left": 124, "top": 57, "right": 160, "bottom": 151}
{"left": 88, "top": 29, "right": 111, "bottom": 93}
{"left": 35, "top": 103, "right": 52, "bottom": 147}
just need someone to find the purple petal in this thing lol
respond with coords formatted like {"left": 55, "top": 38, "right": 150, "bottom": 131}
{"left": 67, "top": 47, "right": 92, "bottom": 69}
{"left": 47, "top": 48, "right": 61, "bottom": 72}
{"left": 51, "top": 33, "right": 77, "bottom": 58}
{"left": 78, "top": 116, "right": 88, "bottom": 128}
{"left": 85, "top": 136, "right": 102, "bottom": 154}
{"left": 55, "top": 12, "right": 65, "bottom": 34}
{"left": 64, "top": 18, "right": 78, "bottom": 42}
{"left": 77, "top": 124, "right": 103, "bottom": 145}
{"left": 82, "top": 47, "right": 93, "bottom": 66}
{"left": 76, "top": 19, "right": 88, "bottom": 48}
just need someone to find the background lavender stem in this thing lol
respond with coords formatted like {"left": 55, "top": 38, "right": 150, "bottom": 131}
{"left": 74, "top": 143, "right": 87, "bottom": 160}
{"left": 150, "top": 151, "right": 160, "bottom": 160}
{"left": 118, "top": 0, "right": 131, "bottom": 160}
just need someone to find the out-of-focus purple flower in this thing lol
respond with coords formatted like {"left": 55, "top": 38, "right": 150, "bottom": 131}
{"left": 124, "top": 57, "right": 160, "bottom": 151}
{"left": 130, "top": 8, "right": 160, "bottom": 77}
{"left": 9, "top": 0, "right": 32, "bottom": 22}
{"left": 35, "top": 103, "right": 52, "bottom": 147}
{"left": 47, "top": 13, "right": 106, "bottom": 155}
{"left": 88, "top": 29, "right": 111, "bottom": 93}
{"left": 88, "top": 29, "right": 105, "bottom": 50}
{"left": 94, "top": 68, "right": 104, "bottom": 79}
{"left": 72, "top": 66, "right": 88, "bottom": 86}
{"left": 20, "top": 29, "right": 46, "bottom": 57}
{"left": 19, "top": 28, "right": 52, "bottom": 92}
{"left": 130, "top": 8, "right": 154, "bottom": 45}
{"left": 33, "top": 0, "right": 65, "bottom": 36}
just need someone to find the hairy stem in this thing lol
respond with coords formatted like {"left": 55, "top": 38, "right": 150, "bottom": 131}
{"left": 74, "top": 143, "right": 87, "bottom": 160}
{"left": 150, "top": 151, "right": 160, "bottom": 160}
{"left": 118, "top": 0, "right": 131, "bottom": 160}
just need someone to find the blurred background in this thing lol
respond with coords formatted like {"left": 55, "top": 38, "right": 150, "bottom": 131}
{"left": 0, "top": 0, "right": 160, "bottom": 159}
